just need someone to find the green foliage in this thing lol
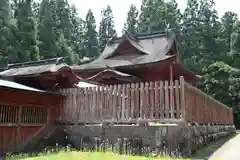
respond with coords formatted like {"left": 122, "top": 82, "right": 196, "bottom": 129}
{"left": 123, "top": 4, "right": 138, "bottom": 34}
{"left": 99, "top": 5, "right": 117, "bottom": 52}
{"left": 9, "top": 0, "right": 40, "bottom": 63}
{"left": 84, "top": 9, "right": 99, "bottom": 58}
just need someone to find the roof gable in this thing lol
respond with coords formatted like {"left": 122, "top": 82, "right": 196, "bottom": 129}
{"left": 72, "top": 31, "right": 178, "bottom": 71}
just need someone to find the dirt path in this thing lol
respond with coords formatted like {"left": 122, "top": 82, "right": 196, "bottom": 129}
{"left": 209, "top": 132, "right": 240, "bottom": 160}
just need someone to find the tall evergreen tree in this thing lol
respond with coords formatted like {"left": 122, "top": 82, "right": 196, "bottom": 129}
{"left": 84, "top": 9, "right": 99, "bottom": 58}
{"left": 198, "top": 0, "right": 221, "bottom": 65}
{"left": 38, "top": 0, "right": 74, "bottom": 64}
{"left": 138, "top": 0, "right": 181, "bottom": 33}
{"left": 69, "top": 5, "right": 85, "bottom": 63}
{"left": 0, "top": 0, "right": 11, "bottom": 67}
{"left": 181, "top": 0, "right": 201, "bottom": 73}
{"left": 123, "top": 4, "right": 138, "bottom": 34}
{"left": 9, "top": 0, "right": 40, "bottom": 63}
{"left": 98, "top": 5, "right": 117, "bottom": 52}
{"left": 220, "top": 12, "right": 238, "bottom": 54}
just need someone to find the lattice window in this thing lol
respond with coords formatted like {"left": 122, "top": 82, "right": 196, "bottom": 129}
{"left": 0, "top": 105, "right": 18, "bottom": 123}
{"left": 21, "top": 107, "right": 48, "bottom": 124}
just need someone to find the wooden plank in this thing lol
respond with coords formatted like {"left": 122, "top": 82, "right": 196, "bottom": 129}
{"left": 126, "top": 84, "right": 130, "bottom": 120}
{"left": 84, "top": 87, "right": 88, "bottom": 121}
{"left": 150, "top": 81, "right": 154, "bottom": 119}
{"left": 130, "top": 83, "right": 135, "bottom": 119}
{"left": 159, "top": 81, "right": 164, "bottom": 118}
{"left": 180, "top": 76, "right": 186, "bottom": 120}
{"left": 175, "top": 80, "right": 180, "bottom": 118}
{"left": 92, "top": 87, "right": 97, "bottom": 121}
{"left": 108, "top": 85, "right": 113, "bottom": 119}
{"left": 117, "top": 84, "right": 122, "bottom": 120}
{"left": 164, "top": 81, "right": 169, "bottom": 118}
{"left": 112, "top": 84, "right": 117, "bottom": 120}
{"left": 76, "top": 93, "right": 81, "bottom": 121}
{"left": 89, "top": 87, "right": 93, "bottom": 121}
{"left": 170, "top": 80, "right": 174, "bottom": 118}
{"left": 154, "top": 81, "right": 159, "bottom": 118}
{"left": 72, "top": 91, "right": 77, "bottom": 121}
{"left": 140, "top": 82, "right": 144, "bottom": 119}
{"left": 122, "top": 84, "right": 126, "bottom": 120}
{"left": 144, "top": 82, "right": 149, "bottom": 119}
{"left": 135, "top": 83, "right": 140, "bottom": 119}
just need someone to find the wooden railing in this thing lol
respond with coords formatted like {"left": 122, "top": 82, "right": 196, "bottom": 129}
{"left": 59, "top": 79, "right": 183, "bottom": 122}
{"left": 60, "top": 77, "right": 234, "bottom": 125}
{"left": 183, "top": 81, "right": 233, "bottom": 124}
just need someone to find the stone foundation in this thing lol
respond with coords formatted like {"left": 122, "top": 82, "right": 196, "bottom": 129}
{"left": 54, "top": 121, "right": 235, "bottom": 156}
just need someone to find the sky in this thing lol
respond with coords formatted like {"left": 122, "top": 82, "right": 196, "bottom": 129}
{"left": 68, "top": 0, "right": 240, "bottom": 35}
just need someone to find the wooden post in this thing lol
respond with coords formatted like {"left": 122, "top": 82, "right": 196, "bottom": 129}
{"left": 140, "top": 83, "right": 144, "bottom": 119}
{"left": 165, "top": 81, "right": 169, "bottom": 118}
{"left": 180, "top": 76, "right": 186, "bottom": 121}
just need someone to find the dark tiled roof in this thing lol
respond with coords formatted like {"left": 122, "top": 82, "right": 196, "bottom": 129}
{"left": 72, "top": 31, "right": 177, "bottom": 71}
{"left": 0, "top": 57, "right": 69, "bottom": 77}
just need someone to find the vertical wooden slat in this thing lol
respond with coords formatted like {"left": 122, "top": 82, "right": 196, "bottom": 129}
{"left": 112, "top": 84, "right": 117, "bottom": 120}
{"left": 122, "top": 84, "right": 126, "bottom": 120}
{"left": 83, "top": 88, "right": 87, "bottom": 121}
{"left": 165, "top": 81, "right": 169, "bottom": 118}
{"left": 144, "top": 82, "right": 149, "bottom": 119}
{"left": 130, "top": 83, "right": 135, "bottom": 119}
{"left": 76, "top": 91, "right": 80, "bottom": 121}
{"left": 175, "top": 80, "right": 180, "bottom": 118}
{"left": 140, "top": 82, "right": 144, "bottom": 119}
{"left": 135, "top": 83, "right": 139, "bottom": 119}
{"left": 126, "top": 84, "right": 130, "bottom": 120}
{"left": 81, "top": 89, "right": 85, "bottom": 121}
{"left": 154, "top": 81, "right": 159, "bottom": 118}
{"left": 97, "top": 86, "right": 101, "bottom": 120}
{"left": 170, "top": 80, "right": 174, "bottom": 118}
{"left": 93, "top": 87, "right": 97, "bottom": 121}
{"left": 117, "top": 84, "right": 122, "bottom": 120}
{"left": 159, "top": 81, "right": 164, "bottom": 118}
{"left": 68, "top": 91, "right": 72, "bottom": 121}
{"left": 89, "top": 87, "right": 93, "bottom": 121}
{"left": 108, "top": 85, "right": 113, "bottom": 119}
{"left": 150, "top": 81, "right": 154, "bottom": 119}
{"left": 72, "top": 91, "right": 77, "bottom": 121}
{"left": 180, "top": 76, "right": 186, "bottom": 120}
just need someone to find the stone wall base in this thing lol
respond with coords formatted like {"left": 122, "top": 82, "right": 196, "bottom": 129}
{"left": 51, "top": 122, "right": 236, "bottom": 156}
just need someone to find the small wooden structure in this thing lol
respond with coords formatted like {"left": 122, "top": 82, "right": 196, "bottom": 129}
{"left": 0, "top": 79, "right": 64, "bottom": 153}
{"left": 0, "top": 57, "right": 77, "bottom": 90}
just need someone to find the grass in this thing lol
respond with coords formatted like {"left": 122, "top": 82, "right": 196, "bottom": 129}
{"left": 6, "top": 131, "right": 239, "bottom": 160}
{"left": 11, "top": 151, "right": 189, "bottom": 160}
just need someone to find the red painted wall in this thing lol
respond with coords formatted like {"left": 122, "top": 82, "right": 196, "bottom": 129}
{"left": 0, "top": 87, "right": 64, "bottom": 153}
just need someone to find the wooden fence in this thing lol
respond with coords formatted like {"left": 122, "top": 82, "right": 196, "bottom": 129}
{"left": 59, "top": 77, "right": 234, "bottom": 125}
{"left": 183, "top": 82, "right": 233, "bottom": 124}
